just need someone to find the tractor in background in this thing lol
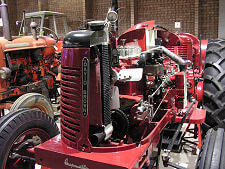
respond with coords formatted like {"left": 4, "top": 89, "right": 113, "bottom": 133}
{"left": 18, "top": 10, "right": 68, "bottom": 38}
{"left": 17, "top": 10, "right": 70, "bottom": 84}
{"left": 18, "top": 10, "right": 69, "bottom": 54}
{"left": 0, "top": 0, "right": 225, "bottom": 169}
{"left": 0, "top": 0, "right": 61, "bottom": 118}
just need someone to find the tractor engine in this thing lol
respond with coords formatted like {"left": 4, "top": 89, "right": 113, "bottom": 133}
{"left": 5, "top": 41, "right": 56, "bottom": 86}
{"left": 114, "top": 39, "right": 190, "bottom": 140}
{"left": 0, "top": 36, "right": 59, "bottom": 96}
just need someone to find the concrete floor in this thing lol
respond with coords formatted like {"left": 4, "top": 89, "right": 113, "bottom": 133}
{"left": 159, "top": 138, "right": 199, "bottom": 169}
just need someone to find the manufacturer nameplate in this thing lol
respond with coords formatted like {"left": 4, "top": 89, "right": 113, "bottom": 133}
{"left": 82, "top": 57, "right": 89, "bottom": 117}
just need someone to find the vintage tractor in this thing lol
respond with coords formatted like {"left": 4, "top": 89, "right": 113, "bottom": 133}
{"left": 0, "top": 0, "right": 224, "bottom": 169}
{"left": 0, "top": 0, "right": 61, "bottom": 118}
{"left": 18, "top": 10, "right": 68, "bottom": 38}
{"left": 18, "top": 10, "right": 69, "bottom": 54}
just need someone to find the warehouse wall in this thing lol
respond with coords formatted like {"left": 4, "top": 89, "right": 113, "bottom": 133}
{"left": 7, "top": 0, "right": 39, "bottom": 35}
{"left": 16, "top": 0, "right": 39, "bottom": 24}
{"left": 48, "top": 0, "right": 84, "bottom": 35}
{"left": 199, "top": 0, "right": 219, "bottom": 39}
{"left": 136, "top": 0, "right": 196, "bottom": 36}
{"left": 6, "top": 0, "right": 18, "bottom": 35}
{"left": 6, "top": 0, "right": 219, "bottom": 39}
{"left": 136, "top": 0, "right": 219, "bottom": 39}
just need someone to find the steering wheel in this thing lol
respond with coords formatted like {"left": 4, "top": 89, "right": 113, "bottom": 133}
{"left": 38, "top": 26, "right": 59, "bottom": 42}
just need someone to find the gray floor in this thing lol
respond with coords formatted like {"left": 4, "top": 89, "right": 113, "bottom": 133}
{"left": 159, "top": 136, "right": 199, "bottom": 169}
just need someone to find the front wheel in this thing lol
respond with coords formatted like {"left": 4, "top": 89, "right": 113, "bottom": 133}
{"left": 0, "top": 108, "right": 59, "bottom": 169}
{"left": 10, "top": 93, "right": 54, "bottom": 119}
{"left": 195, "top": 128, "right": 225, "bottom": 169}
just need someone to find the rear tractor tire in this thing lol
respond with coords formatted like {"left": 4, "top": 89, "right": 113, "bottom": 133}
{"left": 203, "top": 39, "right": 225, "bottom": 128}
{"left": 195, "top": 128, "right": 225, "bottom": 169}
{"left": 0, "top": 108, "right": 59, "bottom": 169}
{"left": 10, "top": 93, "right": 54, "bottom": 119}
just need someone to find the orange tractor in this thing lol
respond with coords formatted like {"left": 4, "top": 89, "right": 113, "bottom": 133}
{"left": 0, "top": 0, "right": 61, "bottom": 118}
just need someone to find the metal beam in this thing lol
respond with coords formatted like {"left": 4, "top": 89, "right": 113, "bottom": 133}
{"left": 219, "top": 0, "right": 225, "bottom": 38}
{"left": 53, "top": 15, "right": 58, "bottom": 36}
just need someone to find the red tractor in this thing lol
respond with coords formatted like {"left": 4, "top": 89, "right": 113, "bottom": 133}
{"left": 0, "top": 1, "right": 61, "bottom": 118}
{"left": 0, "top": 1, "right": 224, "bottom": 169}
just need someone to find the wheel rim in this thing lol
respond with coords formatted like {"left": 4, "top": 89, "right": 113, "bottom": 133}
{"left": 30, "top": 103, "right": 49, "bottom": 115}
{"left": 4, "top": 128, "right": 50, "bottom": 169}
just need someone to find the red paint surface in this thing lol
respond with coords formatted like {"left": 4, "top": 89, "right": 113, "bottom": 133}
{"left": 35, "top": 109, "right": 170, "bottom": 169}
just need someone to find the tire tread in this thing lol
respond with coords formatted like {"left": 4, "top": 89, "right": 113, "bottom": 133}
{"left": 196, "top": 128, "right": 225, "bottom": 169}
{"left": 203, "top": 39, "right": 225, "bottom": 128}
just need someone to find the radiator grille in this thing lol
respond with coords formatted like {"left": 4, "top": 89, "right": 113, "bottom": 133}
{"left": 167, "top": 44, "right": 188, "bottom": 60}
{"left": 61, "top": 66, "right": 82, "bottom": 146}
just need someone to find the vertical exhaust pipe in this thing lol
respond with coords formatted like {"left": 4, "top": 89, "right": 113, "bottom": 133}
{"left": 110, "top": 0, "right": 118, "bottom": 35}
{"left": 0, "top": 0, "right": 12, "bottom": 41}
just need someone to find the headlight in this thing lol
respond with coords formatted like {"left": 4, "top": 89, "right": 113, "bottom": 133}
{"left": 107, "top": 11, "right": 118, "bottom": 23}
{"left": 0, "top": 67, "right": 11, "bottom": 80}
